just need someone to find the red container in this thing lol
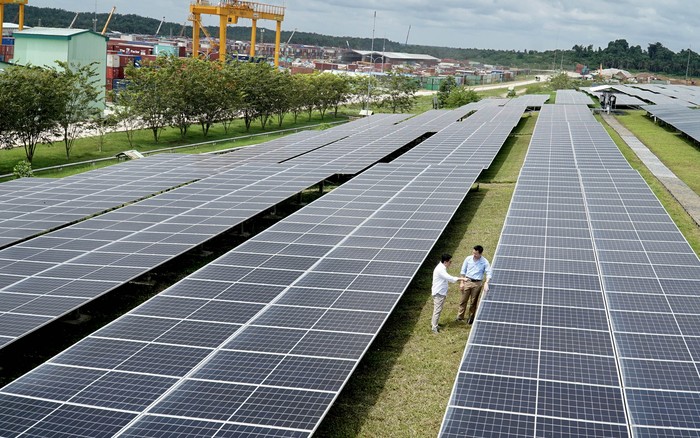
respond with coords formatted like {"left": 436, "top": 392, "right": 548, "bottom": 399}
{"left": 119, "top": 55, "right": 134, "bottom": 67}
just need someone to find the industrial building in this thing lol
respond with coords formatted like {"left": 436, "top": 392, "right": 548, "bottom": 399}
{"left": 12, "top": 27, "right": 108, "bottom": 107}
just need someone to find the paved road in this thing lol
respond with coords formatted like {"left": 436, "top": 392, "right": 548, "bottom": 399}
{"left": 416, "top": 78, "right": 541, "bottom": 96}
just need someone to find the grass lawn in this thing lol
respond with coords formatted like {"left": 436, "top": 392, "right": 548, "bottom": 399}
{"left": 0, "top": 113, "right": 350, "bottom": 177}
{"left": 614, "top": 110, "right": 700, "bottom": 195}
{"left": 315, "top": 113, "right": 535, "bottom": 436}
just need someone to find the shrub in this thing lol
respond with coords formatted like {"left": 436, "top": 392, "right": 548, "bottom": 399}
{"left": 13, "top": 160, "right": 34, "bottom": 178}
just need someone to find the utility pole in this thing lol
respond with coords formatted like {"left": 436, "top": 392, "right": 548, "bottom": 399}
{"left": 686, "top": 46, "right": 692, "bottom": 85}
{"left": 365, "top": 10, "right": 376, "bottom": 114}
{"left": 405, "top": 24, "right": 411, "bottom": 46}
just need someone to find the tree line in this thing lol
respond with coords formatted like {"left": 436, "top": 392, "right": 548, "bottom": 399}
{"left": 0, "top": 57, "right": 421, "bottom": 167}
{"left": 7, "top": 5, "right": 699, "bottom": 77}
{"left": 116, "top": 58, "right": 419, "bottom": 145}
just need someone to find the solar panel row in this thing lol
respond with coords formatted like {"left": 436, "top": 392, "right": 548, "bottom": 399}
{"left": 0, "top": 163, "right": 338, "bottom": 349}
{"left": 0, "top": 104, "right": 528, "bottom": 437}
{"left": 395, "top": 105, "right": 526, "bottom": 167}
{"left": 554, "top": 89, "right": 594, "bottom": 106}
{"left": 506, "top": 95, "right": 550, "bottom": 108}
{"left": 632, "top": 84, "right": 700, "bottom": 107}
{"left": 0, "top": 118, "right": 389, "bottom": 250}
{"left": 440, "top": 104, "right": 700, "bottom": 436}
{"left": 642, "top": 104, "right": 700, "bottom": 144}
{"left": 612, "top": 85, "right": 688, "bottom": 107}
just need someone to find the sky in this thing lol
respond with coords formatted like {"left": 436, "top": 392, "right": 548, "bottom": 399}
{"left": 27, "top": 0, "right": 699, "bottom": 53}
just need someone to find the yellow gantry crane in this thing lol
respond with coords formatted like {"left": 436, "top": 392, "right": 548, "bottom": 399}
{"left": 189, "top": 0, "right": 285, "bottom": 66}
{"left": 189, "top": 13, "right": 218, "bottom": 57}
{"left": 0, "top": 0, "right": 28, "bottom": 40}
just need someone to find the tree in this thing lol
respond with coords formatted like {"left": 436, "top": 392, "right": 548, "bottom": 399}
{"left": 288, "top": 74, "right": 310, "bottom": 124}
{"left": 124, "top": 61, "right": 170, "bottom": 142}
{"left": 312, "top": 73, "right": 338, "bottom": 119}
{"left": 163, "top": 57, "right": 196, "bottom": 138}
{"left": 110, "top": 89, "right": 141, "bottom": 148}
{"left": 232, "top": 62, "right": 272, "bottom": 131}
{"left": 91, "top": 112, "right": 118, "bottom": 153}
{"left": 54, "top": 61, "right": 102, "bottom": 158}
{"left": 219, "top": 64, "right": 242, "bottom": 134}
{"left": 326, "top": 74, "right": 352, "bottom": 118}
{"left": 437, "top": 75, "right": 457, "bottom": 107}
{"left": 186, "top": 59, "right": 229, "bottom": 136}
{"left": 549, "top": 72, "right": 572, "bottom": 90}
{"left": 271, "top": 71, "right": 292, "bottom": 127}
{"left": 351, "top": 75, "right": 381, "bottom": 113}
{"left": 377, "top": 69, "right": 419, "bottom": 113}
{"left": 445, "top": 87, "right": 480, "bottom": 107}
{"left": 0, "top": 65, "right": 64, "bottom": 163}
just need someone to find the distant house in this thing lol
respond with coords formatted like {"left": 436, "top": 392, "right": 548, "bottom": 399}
{"left": 599, "top": 68, "right": 633, "bottom": 82}
{"left": 13, "top": 28, "right": 108, "bottom": 108}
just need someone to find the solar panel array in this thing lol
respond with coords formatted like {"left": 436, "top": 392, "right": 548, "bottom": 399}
{"left": 0, "top": 155, "right": 206, "bottom": 249}
{"left": 554, "top": 89, "right": 594, "bottom": 106}
{"left": 0, "top": 163, "right": 340, "bottom": 349}
{"left": 395, "top": 105, "right": 526, "bottom": 167}
{"left": 0, "top": 114, "right": 422, "bottom": 350}
{"left": 642, "top": 103, "right": 700, "bottom": 143}
{"left": 612, "top": 85, "right": 688, "bottom": 106}
{"left": 285, "top": 115, "right": 438, "bottom": 174}
{"left": 632, "top": 84, "right": 700, "bottom": 106}
{"left": 217, "top": 113, "right": 412, "bottom": 164}
{"left": 440, "top": 104, "right": 700, "bottom": 437}
{"left": 0, "top": 103, "right": 527, "bottom": 437}
{"left": 0, "top": 118, "right": 393, "bottom": 250}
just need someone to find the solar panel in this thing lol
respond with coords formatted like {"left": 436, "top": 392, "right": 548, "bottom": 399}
{"left": 554, "top": 89, "right": 595, "bottom": 105}
{"left": 0, "top": 163, "right": 337, "bottom": 350}
{"left": 440, "top": 103, "right": 700, "bottom": 436}
{"left": 642, "top": 104, "right": 700, "bottom": 143}
{"left": 0, "top": 103, "right": 524, "bottom": 436}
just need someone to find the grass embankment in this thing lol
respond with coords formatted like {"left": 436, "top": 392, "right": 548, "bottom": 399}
{"left": 316, "top": 113, "right": 535, "bottom": 436}
{"left": 600, "top": 113, "right": 700, "bottom": 254}
{"left": 0, "top": 113, "right": 350, "bottom": 177}
{"left": 614, "top": 110, "right": 700, "bottom": 194}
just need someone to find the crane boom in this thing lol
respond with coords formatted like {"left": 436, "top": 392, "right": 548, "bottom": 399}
{"left": 69, "top": 12, "right": 79, "bottom": 29}
{"left": 155, "top": 16, "right": 165, "bottom": 35}
{"left": 101, "top": 6, "right": 116, "bottom": 35}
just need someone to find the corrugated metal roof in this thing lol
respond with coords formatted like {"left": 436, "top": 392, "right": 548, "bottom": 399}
{"left": 353, "top": 50, "right": 439, "bottom": 61}
{"left": 14, "top": 27, "right": 101, "bottom": 38}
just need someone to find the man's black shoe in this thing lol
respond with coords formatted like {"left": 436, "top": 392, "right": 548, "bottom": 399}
{"left": 467, "top": 315, "right": 474, "bottom": 325}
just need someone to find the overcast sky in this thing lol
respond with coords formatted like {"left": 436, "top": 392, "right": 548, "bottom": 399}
{"left": 28, "top": 0, "right": 698, "bottom": 53}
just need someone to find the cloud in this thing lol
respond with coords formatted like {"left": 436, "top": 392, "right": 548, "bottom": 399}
{"left": 28, "top": 0, "right": 697, "bottom": 52}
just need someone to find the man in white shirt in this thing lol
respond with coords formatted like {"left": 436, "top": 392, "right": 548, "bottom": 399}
{"left": 458, "top": 245, "right": 492, "bottom": 324}
{"left": 431, "top": 253, "right": 462, "bottom": 333}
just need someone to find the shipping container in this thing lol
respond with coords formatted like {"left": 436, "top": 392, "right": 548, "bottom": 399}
{"left": 155, "top": 44, "right": 177, "bottom": 56}
{"left": 106, "top": 67, "right": 124, "bottom": 80}
{"left": 106, "top": 54, "right": 119, "bottom": 67}
{"left": 1, "top": 37, "right": 13, "bottom": 46}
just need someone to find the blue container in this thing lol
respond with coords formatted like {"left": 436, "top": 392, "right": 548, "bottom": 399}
{"left": 112, "top": 79, "right": 128, "bottom": 90}
{"left": 1, "top": 37, "right": 13, "bottom": 46}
